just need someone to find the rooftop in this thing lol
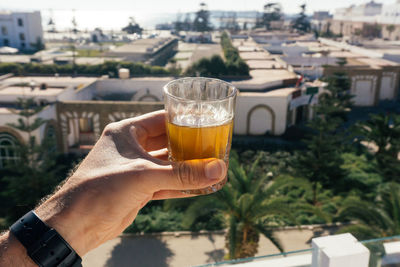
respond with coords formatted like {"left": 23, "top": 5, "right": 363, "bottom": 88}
{"left": 239, "top": 87, "right": 298, "bottom": 97}
{"left": 232, "top": 69, "right": 297, "bottom": 91}
{"left": 0, "top": 86, "right": 65, "bottom": 97}
{"left": 246, "top": 59, "right": 284, "bottom": 69}
{"left": 110, "top": 38, "right": 174, "bottom": 54}
{"left": 2, "top": 76, "right": 97, "bottom": 86}
{"left": 0, "top": 107, "right": 13, "bottom": 114}
{"left": 239, "top": 52, "right": 273, "bottom": 60}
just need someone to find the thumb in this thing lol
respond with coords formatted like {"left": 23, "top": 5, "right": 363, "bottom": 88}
{"left": 146, "top": 158, "right": 227, "bottom": 191}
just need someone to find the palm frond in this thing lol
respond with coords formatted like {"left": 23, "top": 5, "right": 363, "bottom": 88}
{"left": 229, "top": 157, "right": 250, "bottom": 193}
{"left": 336, "top": 224, "right": 381, "bottom": 241}
{"left": 247, "top": 154, "right": 262, "bottom": 181}
{"left": 254, "top": 223, "right": 284, "bottom": 253}
{"left": 264, "top": 175, "right": 311, "bottom": 198}
{"left": 182, "top": 196, "right": 222, "bottom": 228}
{"left": 292, "top": 202, "right": 333, "bottom": 223}
{"left": 237, "top": 193, "right": 254, "bottom": 219}
{"left": 252, "top": 198, "right": 296, "bottom": 224}
{"left": 338, "top": 198, "right": 393, "bottom": 232}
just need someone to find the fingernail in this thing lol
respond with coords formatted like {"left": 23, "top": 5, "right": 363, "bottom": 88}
{"left": 205, "top": 160, "right": 226, "bottom": 180}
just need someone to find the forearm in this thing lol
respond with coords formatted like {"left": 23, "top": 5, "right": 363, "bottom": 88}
{"left": 0, "top": 231, "right": 36, "bottom": 267}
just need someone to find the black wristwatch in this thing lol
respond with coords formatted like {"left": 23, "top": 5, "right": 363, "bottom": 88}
{"left": 10, "top": 211, "right": 82, "bottom": 267}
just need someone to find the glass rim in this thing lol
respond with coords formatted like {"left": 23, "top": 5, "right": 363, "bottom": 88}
{"left": 163, "top": 77, "right": 238, "bottom": 103}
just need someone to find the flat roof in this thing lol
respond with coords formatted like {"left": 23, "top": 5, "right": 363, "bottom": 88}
{"left": 246, "top": 60, "right": 284, "bottom": 69}
{"left": 0, "top": 55, "right": 31, "bottom": 63}
{"left": 237, "top": 46, "right": 259, "bottom": 52}
{"left": 232, "top": 69, "right": 297, "bottom": 90}
{"left": 74, "top": 57, "right": 123, "bottom": 65}
{"left": 356, "top": 57, "right": 399, "bottom": 67}
{"left": 128, "top": 77, "right": 173, "bottom": 81}
{"left": 0, "top": 86, "right": 65, "bottom": 97}
{"left": 240, "top": 87, "right": 297, "bottom": 97}
{"left": 110, "top": 38, "right": 174, "bottom": 54}
{"left": 240, "top": 52, "right": 272, "bottom": 60}
{"left": 0, "top": 107, "right": 13, "bottom": 114}
{"left": 327, "top": 51, "right": 363, "bottom": 58}
{"left": 3, "top": 76, "right": 97, "bottom": 85}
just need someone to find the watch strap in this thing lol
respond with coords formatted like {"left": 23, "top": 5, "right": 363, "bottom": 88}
{"left": 10, "top": 211, "right": 82, "bottom": 267}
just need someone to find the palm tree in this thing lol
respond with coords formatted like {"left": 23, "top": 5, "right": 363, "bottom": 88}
{"left": 386, "top": 25, "right": 396, "bottom": 40}
{"left": 180, "top": 156, "right": 306, "bottom": 259}
{"left": 337, "top": 182, "right": 400, "bottom": 240}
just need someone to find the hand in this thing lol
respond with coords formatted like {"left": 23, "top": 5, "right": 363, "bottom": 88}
{"left": 34, "top": 110, "right": 227, "bottom": 256}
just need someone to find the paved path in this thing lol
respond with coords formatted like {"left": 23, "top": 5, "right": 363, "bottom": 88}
{"left": 82, "top": 227, "right": 338, "bottom": 267}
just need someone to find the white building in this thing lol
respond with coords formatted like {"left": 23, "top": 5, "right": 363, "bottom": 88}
{"left": 333, "top": 1, "right": 382, "bottom": 22}
{"left": 379, "top": 0, "right": 400, "bottom": 25}
{"left": 0, "top": 11, "right": 43, "bottom": 51}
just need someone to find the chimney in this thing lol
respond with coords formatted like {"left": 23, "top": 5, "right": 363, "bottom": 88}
{"left": 119, "top": 68, "right": 130, "bottom": 79}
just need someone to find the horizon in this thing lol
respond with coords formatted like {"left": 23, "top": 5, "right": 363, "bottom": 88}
{"left": 0, "top": 0, "right": 398, "bottom": 30}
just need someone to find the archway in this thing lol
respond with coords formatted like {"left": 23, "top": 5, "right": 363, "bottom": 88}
{"left": 0, "top": 132, "right": 20, "bottom": 168}
{"left": 246, "top": 104, "right": 276, "bottom": 135}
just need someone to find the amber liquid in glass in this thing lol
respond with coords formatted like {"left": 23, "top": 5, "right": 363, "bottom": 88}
{"left": 166, "top": 120, "right": 233, "bottom": 194}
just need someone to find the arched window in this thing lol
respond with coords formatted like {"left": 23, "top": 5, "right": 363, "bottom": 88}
{"left": 0, "top": 133, "right": 19, "bottom": 168}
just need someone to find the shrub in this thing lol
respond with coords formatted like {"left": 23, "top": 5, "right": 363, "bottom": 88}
{"left": 0, "top": 61, "right": 171, "bottom": 77}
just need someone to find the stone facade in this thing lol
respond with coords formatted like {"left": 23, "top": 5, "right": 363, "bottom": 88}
{"left": 323, "top": 66, "right": 400, "bottom": 106}
{"left": 56, "top": 101, "right": 163, "bottom": 153}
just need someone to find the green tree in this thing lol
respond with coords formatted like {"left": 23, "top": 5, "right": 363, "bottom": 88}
{"left": 361, "top": 23, "right": 382, "bottom": 39}
{"left": 0, "top": 98, "right": 65, "bottom": 223}
{"left": 337, "top": 182, "right": 400, "bottom": 240}
{"left": 294, "top": 58, "right": 352, "bottom": 204}
{"left": 386, "top": 25, "right": 396, "bottom": 39}
{"left": 259, "top": 2, "right": 282, "bottom": 30}
{"left": 174, "top": 13, "right": 192, "bottom": 32}
{"left": 122, "top": 17, "right": 143, "bottom": 35}
{"left": 192, "top": 2, "right": 212, "bottom": 32}
{"left": 355, "top": 113, "right": 400, "bottom": 182}
{"left": 340, "top": 153, "right": 383, "bottom": 200}
{"left": 291, "top": 4, "right": 311, "bottom": 33}
{"left": 179, "top": 156, "right": 303, "bottom": 259}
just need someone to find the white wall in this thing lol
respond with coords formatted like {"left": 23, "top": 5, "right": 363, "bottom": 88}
{"left": 379, "top": 72, "right": 398, "bottom": 100}
{"left": 234, "top": 92, "right": 292, "bottom": 136}
{"left": 93, "top": 78, "right": 173, "bottom": 101}
{"left": 379, "top": 3, "right": 400, "bottom": 25}
{"left": 0, "top": 11, "right": 43, "bottom": 50}
{"left": 352, "top": 80, "right": 376, "bottom": 106}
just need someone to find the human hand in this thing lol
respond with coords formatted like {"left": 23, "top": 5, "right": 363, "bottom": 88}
{"left": 35, "top": 110, "right": 227, "bottom": 257}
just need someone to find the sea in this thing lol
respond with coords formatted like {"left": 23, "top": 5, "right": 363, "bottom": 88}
{"left": 39, "top": 9, "right": 261, "bottom": 31}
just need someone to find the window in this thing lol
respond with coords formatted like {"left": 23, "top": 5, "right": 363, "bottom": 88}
{"left": 0, "top": 133, "right": 19, "bottom": 168}
{"left": 79, "top": 118, "right": 94, "bottom": 133}
{"left": 19, "top": 33, "right": 25, "bottom": 41}
{"left": 4, "top": 39, "right": 9, "bottom": 46}
{"left": 17, "top": 18, "right": 23, "bottom": 27}
{"left": 21, "top": 42, "right": 26, "bottom": 49}
{"left": 1, "top": 26, "right": 7, "bottom": 35}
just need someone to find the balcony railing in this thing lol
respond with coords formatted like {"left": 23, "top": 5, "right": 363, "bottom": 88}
{"left": 194, "top": 234, "right": 400, "bottom": 267}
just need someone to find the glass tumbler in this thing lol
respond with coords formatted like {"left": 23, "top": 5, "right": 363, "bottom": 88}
{"left": 164, "top": 77, "right": 237, "bottom": 195}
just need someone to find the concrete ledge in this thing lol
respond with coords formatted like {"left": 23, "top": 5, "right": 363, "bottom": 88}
{"left": 121, "top": 222, "right": 352, "bottom": 238}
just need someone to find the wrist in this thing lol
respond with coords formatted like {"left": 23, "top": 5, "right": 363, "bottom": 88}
{"left": 0, "top": 231, "right": 36, "bottom": 267}
{"left": 35, "top": 189, "right": 89, "bottom": 257}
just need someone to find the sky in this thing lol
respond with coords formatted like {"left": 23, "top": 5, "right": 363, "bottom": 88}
{"left": 0, "top": 0, "right": 397, "bottom": 30}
